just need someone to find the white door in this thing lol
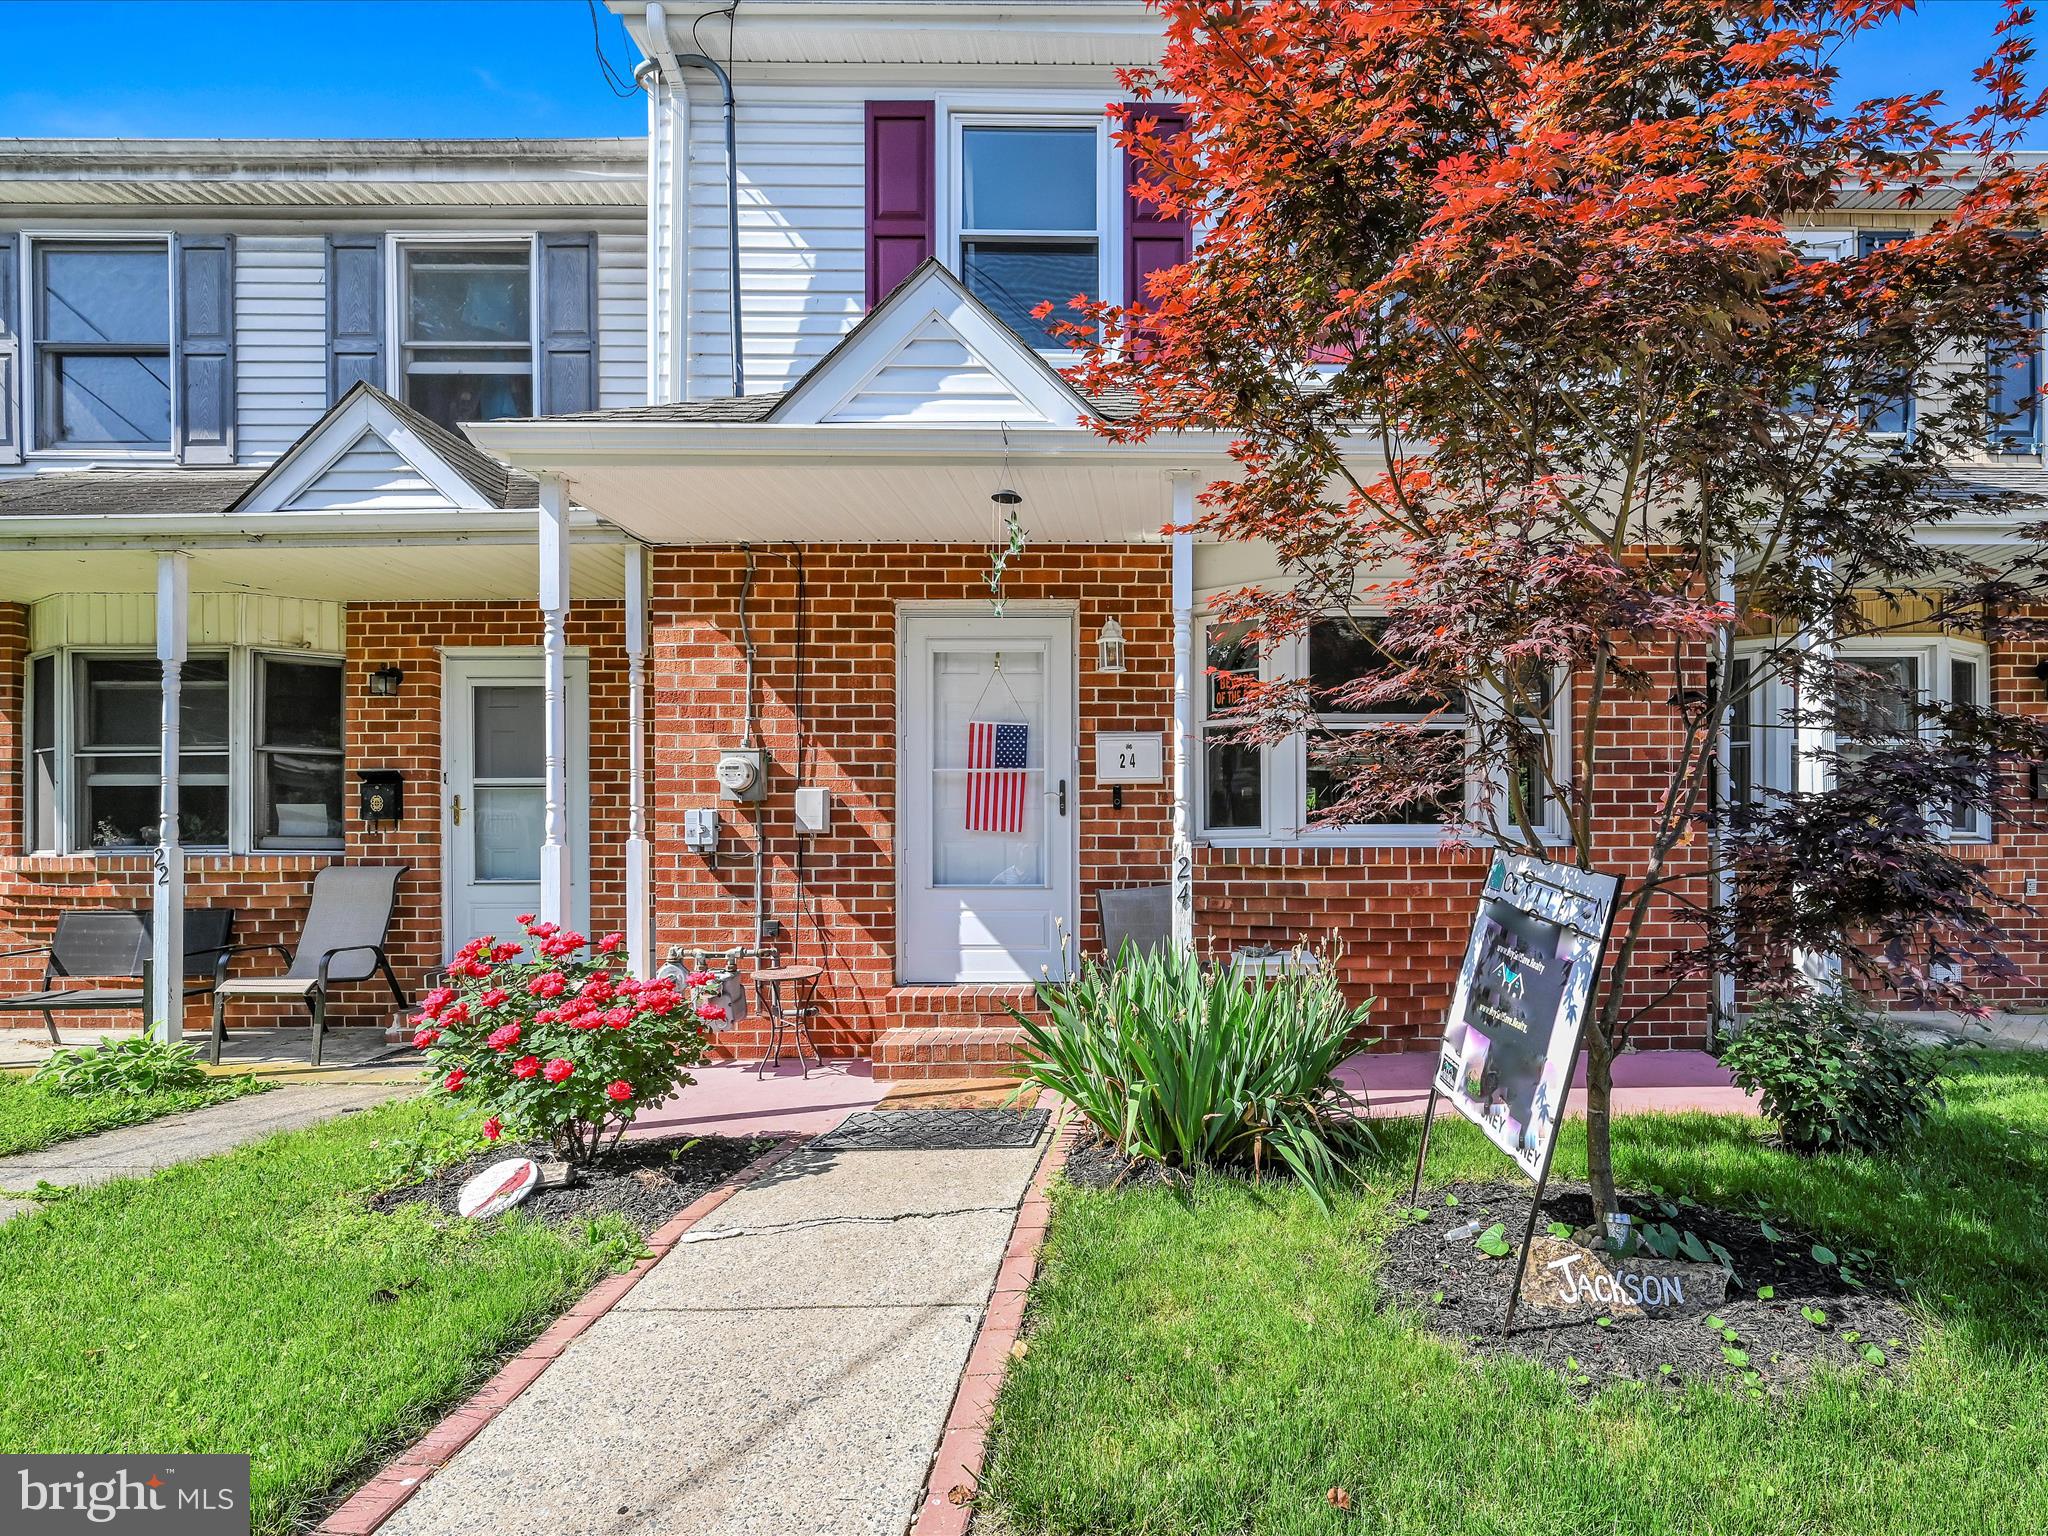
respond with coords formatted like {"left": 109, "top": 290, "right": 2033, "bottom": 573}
{"left": 444, "top": 652, "right": 589, "bottom": 959}
{"left": 900, "top": 611, "right": 1076, "bottom": 984}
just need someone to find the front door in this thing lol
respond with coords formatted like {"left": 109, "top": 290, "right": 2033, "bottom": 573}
{"left": 900, "top": 611, "right": 1076, "bottom": 984}
{"left": 443, "top": 652, "right": 589, "bottom": 959}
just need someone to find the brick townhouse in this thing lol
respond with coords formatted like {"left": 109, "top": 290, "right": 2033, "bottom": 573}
{"left": 3, "top": 2, "right": 2046, "bottom": 1075}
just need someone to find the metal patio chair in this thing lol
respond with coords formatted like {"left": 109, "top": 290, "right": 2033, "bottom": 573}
{"left": 208, "top": 865, "right": 410, "bottom": 1066}
{"left": 0, "top": 908, "right": 236, "bottom": 1044}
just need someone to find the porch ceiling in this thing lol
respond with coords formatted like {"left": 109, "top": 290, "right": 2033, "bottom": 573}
{"left": 0, "top": 538, "right": 630, "bottom": 605}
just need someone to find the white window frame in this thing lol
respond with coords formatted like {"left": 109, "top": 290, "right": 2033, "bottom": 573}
{"left": 19, "top": 229, "right": 177, "bottom": 462}
{"left": 1194, "top": 612, "right": 1572, "bottom": 849}
{"left": 1730, "top": 633, "right": 1992, "bottom": 843}
{"left": 385, "top": 231, "right": 541, "bottom": 424}
{"left": 938, "top": 98, "right": 1121, "bottom": 355}
{"left": 23, "top": 646, "right": 346, "bottom": 857}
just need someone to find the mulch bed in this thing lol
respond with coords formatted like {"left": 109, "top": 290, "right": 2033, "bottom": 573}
{"left": 1380, "top": 1179, "right": 1921, "bottom": 1394}
{"left": 373, "top": 1133, "right": 774, "bottom": 1235}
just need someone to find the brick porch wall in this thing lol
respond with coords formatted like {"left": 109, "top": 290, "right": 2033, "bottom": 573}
{"left": 0, "top": 599, "right": 628, "bottom": 1035}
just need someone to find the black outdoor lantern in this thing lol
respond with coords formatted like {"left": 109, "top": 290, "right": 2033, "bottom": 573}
{"left": 367, "top": 665, "right": 404, "bottom": 697}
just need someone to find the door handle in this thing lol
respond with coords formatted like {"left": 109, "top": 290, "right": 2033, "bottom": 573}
{"left": 450, "top": 795, "right": 464, "bottom": 826}
{"left": 1057, "top": 779, "right": 1067, "bottom": 817}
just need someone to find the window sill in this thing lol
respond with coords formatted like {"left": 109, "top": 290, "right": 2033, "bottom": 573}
{"left": 1199, "top": 826, "right": 1571, "bottom": 851}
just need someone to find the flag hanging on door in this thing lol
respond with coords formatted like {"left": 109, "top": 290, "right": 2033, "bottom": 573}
{"left": 966, "top": 720, "right": 1030, "bottom": 834}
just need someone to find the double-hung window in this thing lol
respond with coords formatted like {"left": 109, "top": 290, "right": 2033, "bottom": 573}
{"left": 398, "top": 242, "right": 534, "bottom": 429}
{"left": 25, "top": 650, "right": 345, "bottom": 855}
{"left": 956, "top": 120, "right": 1103, "bottom": 348}
{"left": 1197, "top": 613, "right": 1568, "bottom": 845}
{"left": 33, "top": 240, "right": 172, "bottom": 450}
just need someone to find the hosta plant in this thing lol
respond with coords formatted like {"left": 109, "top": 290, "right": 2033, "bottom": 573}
{"left": 32, "top": 1034, "right": 211, "bottom": 1096}
{"left": 415, "top": 917, "right": 722, "bottom": 1164}
{"left": 1013, "top": 944, "right": 1376, "bottom": 1208}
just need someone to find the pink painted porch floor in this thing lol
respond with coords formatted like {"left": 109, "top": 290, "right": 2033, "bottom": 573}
{"left": 1340, "top": 1048, "right": 1757, "bottom": 1119}
{"left": 626, "top": 1049, "right": 1752, "bottom": 1145}
{"left": 626, "top": 1058, "right": 887, "bottom": 1140}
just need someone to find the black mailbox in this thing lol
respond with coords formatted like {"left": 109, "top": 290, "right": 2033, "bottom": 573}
{"left": 358, "top": 770, "right": 403, "bottom": 828}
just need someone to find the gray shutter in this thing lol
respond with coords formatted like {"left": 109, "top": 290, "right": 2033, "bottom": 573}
{"left": 327, "top": 234, "right": 385, "bottom": 402}
{"left": 538, "top": 232, "right": 598, "bottom": 415}
{"left": 173, "top": 233, "right": 235, "bottom": 464}
{"left": 0, "top": 233, "right": 19, "bottom": 465}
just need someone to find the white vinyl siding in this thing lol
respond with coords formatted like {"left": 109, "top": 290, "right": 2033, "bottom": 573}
{"left": 233, "top": 236, "right": 328, "bottom": 462}
{"left": 280, "top": 428, "right": 445, "bottom": 513}
{"left": 596, "top": 229, "right": 647, "bottom": 409}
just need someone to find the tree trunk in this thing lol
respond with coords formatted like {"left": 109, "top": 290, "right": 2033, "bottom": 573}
{"left": 1583, "top": 1026, "right": 1618, "bottom": 1226}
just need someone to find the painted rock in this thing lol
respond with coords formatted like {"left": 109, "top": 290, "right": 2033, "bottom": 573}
{"left": 457, "top": 1157, "right": 541, "bottom": 1219}
{"left": 1520, "top": 1236, "right": 1727, "bottom": 1318}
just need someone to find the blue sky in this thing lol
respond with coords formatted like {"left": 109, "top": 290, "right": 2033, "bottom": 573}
{"left": 0, "top": 0, "right": 2032, "bottom": 143}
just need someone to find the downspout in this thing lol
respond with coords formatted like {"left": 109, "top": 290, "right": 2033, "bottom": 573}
{"left": 643, "top": 3, "right": 745, "bottom": 397}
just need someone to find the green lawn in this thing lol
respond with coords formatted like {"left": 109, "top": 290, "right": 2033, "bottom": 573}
{"left": 0, "top": 1097, "right": 637, "bottom": 1535}
{"left": 983, "top": 1050, "right": 2048, "bottom": 1536}
{"left": 0, "top": 1071, "right": 270, "bottom": 1158}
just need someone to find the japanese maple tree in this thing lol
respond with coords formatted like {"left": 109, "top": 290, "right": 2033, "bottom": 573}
{"left": 1058, "top": 0, "right": 2048, "bottom": 1217}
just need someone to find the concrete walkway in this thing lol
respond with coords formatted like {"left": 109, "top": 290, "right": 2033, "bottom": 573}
{"left": 0, "top": 1081, "right": 409, "bottom": 1223}
{"left": 378, "top": 1136, "right": 1047, "bottom": 1536}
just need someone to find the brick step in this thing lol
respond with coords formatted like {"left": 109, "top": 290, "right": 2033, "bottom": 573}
{"left": 873, "top": 1024, "right": 1030, "bottom": 1082}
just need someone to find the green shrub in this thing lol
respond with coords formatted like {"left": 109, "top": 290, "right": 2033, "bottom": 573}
{"left": 31, "top": 1034, "right": 211, "bottom": 1097}
{"left": 1013, "top": 944, "right": 1377, "bottom": 1206}
{"left": 1721, "top": 988, "right": 1948, "bottom": 1156}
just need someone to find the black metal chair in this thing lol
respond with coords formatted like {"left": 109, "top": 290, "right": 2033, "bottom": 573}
{"left": 209, "top": 865, "right": 410, "bottom": 1066}
{"left": 0, "top": 908, "right": 236, "bottom": 1043}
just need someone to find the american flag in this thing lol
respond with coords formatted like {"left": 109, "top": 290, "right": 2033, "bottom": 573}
{"left": 966, "top": 720, "right": 1030, "bottom": 834}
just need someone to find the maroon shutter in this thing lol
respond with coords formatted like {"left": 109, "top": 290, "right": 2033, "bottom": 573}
{"left": 866, "top": 101, "right": 935, "bottom": 308}
{"left": 1122, "top": 101, "right": 1190, "bottom": 307}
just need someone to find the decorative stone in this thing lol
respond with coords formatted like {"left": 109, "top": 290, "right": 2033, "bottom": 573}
{"left": 1520, "top": 1236, "right": 1728, "bottom": 1318}
{"left": 536, "top": 1159, "right": 576, "bottom": 1189}
{"left": 457, "top": 1157, "right": 540, "bottom": 1219}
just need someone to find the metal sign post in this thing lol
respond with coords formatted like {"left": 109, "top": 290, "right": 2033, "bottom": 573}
{"left": 1409, "top": 853, "right": 1621, "bottom": 1335}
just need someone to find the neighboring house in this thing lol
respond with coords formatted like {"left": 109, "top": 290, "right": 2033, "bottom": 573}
{"left": 0, "top": 139, "right": 647, "bottom": 1034}
{"left": 1, "top": 7, "right": 2044, "bottom": 1072}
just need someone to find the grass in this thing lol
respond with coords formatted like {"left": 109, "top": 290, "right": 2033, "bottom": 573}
{"left": 0, "top": 1070, "right": 271, "bottom": 1158}
{"left": 0, "top": 1096, "right": 641, "bottom": 1535}
{"left": 982, "top": 1050, "right": 2048, "bottom": 1536}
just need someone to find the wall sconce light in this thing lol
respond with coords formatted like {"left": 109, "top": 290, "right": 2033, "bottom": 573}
{"left": 367, "top": 665, "right": 404, "bottom": 697}
{"left": 1097, "top": 617, "right": 1127, "bottom": 674}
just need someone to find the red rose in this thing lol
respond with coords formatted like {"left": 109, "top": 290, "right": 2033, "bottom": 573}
{"left": 530, "top": 971, "right": 567, "bottom": 999}
{"left": 420, "top": 986, "right": 457, "bottom": 1017}
{"left": 542, "top": 1057, "right": 574, "bottom": 1084}
{"left": 412, "top": 1027, "right": 442, "bottom": 1050}
{"left": 604, "top": 1007, "right": 634, "bottom": 1030}
{"left": 511, "top": 1054, "right": 540, "bottom": 1079}
{"left": 696, "top": 1002, "right": 727, "bottom": 1023}
{"left": 443, "top": 1067, "right": 467, "bottom": 1093}
{"left": 486, "top": 1023, "right": 522, "bottom": 1052}
{"left": 605, "top": 1080, "right": 633, "bottom": 1103}
{"left": 515, "top": 912, "right": 537, "bottom": 926}
{"left": 598, "top": 933, "right": 624, "bottom": 953}
{"left": 483, "top": 1116, "right": 503, "bottom": 1142}
{"left": 480, "top": 987, "right": 511, "bottom": 1010}
{"left": 685, "top": 970, "right": 715, "bottom": 988}
{"left": 442, "top": 1002, "right": 470, "bottom": 1025}
{"left": 490, "top": 943, "right": 523, "bottom": 962}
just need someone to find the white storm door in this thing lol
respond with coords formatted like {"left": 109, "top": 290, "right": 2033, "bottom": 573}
{"left": 900, "top": 611, "right": 1076, "bottom": 984}
{"left": 444, "top": 652, "right": 589, "bottom": 959}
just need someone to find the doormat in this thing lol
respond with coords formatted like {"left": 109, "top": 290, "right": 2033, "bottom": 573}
{"left": 815, "top": 1109, "right": 1050, "bottom": 1152}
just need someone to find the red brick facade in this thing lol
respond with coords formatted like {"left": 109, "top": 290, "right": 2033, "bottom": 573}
{"left": 0, "top": 599, "right": 627, "bottom": 1037}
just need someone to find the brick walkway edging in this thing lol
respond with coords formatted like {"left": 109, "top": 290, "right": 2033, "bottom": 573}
{"left": 314, "top": 1133, "right": 814, "bottom": 1536}
{"left": 908, "top": 1095, "right": 1082, "bottom": 1536}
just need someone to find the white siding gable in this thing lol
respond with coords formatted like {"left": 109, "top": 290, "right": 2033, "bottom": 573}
{"left": 281, "top": 427, "right": 453, "bottom": 513}
{"left": 824, "top": 315, "right": 1052, "bottom": 423}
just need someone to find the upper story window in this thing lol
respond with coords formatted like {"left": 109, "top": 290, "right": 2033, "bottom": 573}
{"left": 399, "top": 242, "right": 533, "bottom": 430}
{"left": 33, "top": 240, "right": 171, "bottom": 450}
{"left": 956, "top": 121, "right": 1102, "bottom": 349}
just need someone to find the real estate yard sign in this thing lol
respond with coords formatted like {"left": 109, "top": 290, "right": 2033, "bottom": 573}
{"left": 1432, "top": 853, "right": 1620, "bottom": 1179}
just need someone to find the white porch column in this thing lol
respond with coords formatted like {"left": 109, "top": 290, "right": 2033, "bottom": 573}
{"left": 1169, "top": 476, "right": 1197, "bottom": 952}
{"left": 150, "top": 552, "right": 189, "bottom": 1040}
{"left": 1791, "top": 557, "right": 1840, "bottom": 989}
{"left": 624, "top": 543, "right": 654, "bottom": 977}
{"left": 538, "top": 475, "right": 574, "bottom": 929}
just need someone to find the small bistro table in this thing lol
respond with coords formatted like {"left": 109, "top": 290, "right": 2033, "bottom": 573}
{"left": 751, "top": 963, "right": 825, "bottom": 1078}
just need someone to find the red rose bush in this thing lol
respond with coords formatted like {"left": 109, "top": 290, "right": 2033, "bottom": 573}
{"left": 415, "top": 917, "right": 721, "bottom": 1164}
